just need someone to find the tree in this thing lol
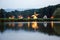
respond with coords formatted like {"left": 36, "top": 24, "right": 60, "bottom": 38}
{"left": 0, "top": 9, "right": 6, "bottom": 18}
{"left": 53, "top": 8, "right": 60, "bottom": 18}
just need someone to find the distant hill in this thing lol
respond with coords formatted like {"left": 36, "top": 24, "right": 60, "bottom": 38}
{"left": 5, "top": 9, "right": 28, "bottom": 12}
{"left": 0, "top": 4, "right": 60, "bottom": 18}
{"left": 5, "top": 9, "right": 15, "bottom": 12}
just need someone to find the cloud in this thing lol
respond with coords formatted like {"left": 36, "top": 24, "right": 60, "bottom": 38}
{"left": 0, "top": 0, "right": 60, "bottom": 9}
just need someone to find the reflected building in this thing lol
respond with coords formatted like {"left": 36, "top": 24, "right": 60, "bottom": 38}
{"left": 18, "top": 22, "right": 23, "bottom": 27}
{"left": 28, "top": 16, "right": 30, "bottom": 19}
{"left": 43, "top": 22, "right": 47, "bottom": 27}
{"left": 31, "top": 21, "right": 38, "bottom": 30}
{"left": 8, "top": 22, "right": 15, "bottom": 27}
{"left": 8, "top": 23, "right": 11, "bottom": 26}
{"left": 0, "top": 22, "right": 60, "bottom": 36}
{"left": 51, "top": 21, "right": 54, "bottom": 28}
{"left": 28, "top": 22, "right": 30, "bottom": 28}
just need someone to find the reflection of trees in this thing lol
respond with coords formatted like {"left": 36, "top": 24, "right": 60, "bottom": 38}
{"left": 53, "top": 23, "right": 60, "bottom": 35}
{"left": 0, "top": 22, "right": 60, "bottom": 36}
{"left": 38, "top": 23, "right": 49, "bottom": 32}
{"left": 38, "top": 22, "right": 58, "bottom": 36}
{"left": 51, "top": 21, "right": 60, "bottom": 35}
{"left": 0, "top": 22, "right": 5, "bottom": 32}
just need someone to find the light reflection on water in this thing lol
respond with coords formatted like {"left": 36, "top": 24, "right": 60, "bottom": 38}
{"left": 0, "top": 21, "right": 60, "bottom": 40}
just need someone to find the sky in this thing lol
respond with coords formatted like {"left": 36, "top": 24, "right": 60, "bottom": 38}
{"left": 0, "top": 0, "right": 60, "bottom": 9}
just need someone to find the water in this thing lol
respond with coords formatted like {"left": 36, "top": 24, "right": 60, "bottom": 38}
{"left": 0, "top": 21, "right": 60, "bottom": 40}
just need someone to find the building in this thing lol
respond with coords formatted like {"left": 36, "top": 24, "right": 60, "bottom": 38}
{"left": 43, "top": 15, "right": 47, "bottom": 19}
{"left": 18, "top": 15, "right": 23, "bottom": 19}
{"left": 9, "top": 15, "right": 15, "bottom": 19}
{"left": 32, "top": 12, "right": 39, "bottom": 19}
{"left": 28, "top": 16, "right": 30, "bottom": 19}
{"left": 51, "top": 16, "right": 54, "bottom": 19}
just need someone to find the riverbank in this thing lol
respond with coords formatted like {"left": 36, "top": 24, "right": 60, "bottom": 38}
{"left": 0, "top": 18, "right": 60, "bottom": 22}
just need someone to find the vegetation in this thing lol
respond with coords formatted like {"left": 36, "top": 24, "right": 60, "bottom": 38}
{"left": 0, "top": 4, "right": 60, "bottom": 21}
{"left": 0, "top": 4, "right": 60, "bottom": 18}
{"left": 53, "top": 8, "right": 60, "bottom": 18}
{"left": 0, "top": 18, "right": 60, "bottom": 22}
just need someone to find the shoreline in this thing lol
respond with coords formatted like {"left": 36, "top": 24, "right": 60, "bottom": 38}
{"left": 0, "top": 18, "right": 60, "bottom": 22}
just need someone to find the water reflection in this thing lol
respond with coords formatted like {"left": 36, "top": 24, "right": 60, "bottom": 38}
{"left": 0, "top": 22, "right": 4, "bottom": 32}
{"left": 31, "top": 21, "right": 38, "bottom": 31}
{"left": 8, "top": 22, "right": 15, "bottom": 27}
{"left": 0, "top": 21, "right": 60, "bottom": 36}
{"left": 43, "top": 21, "right": 47, "bottom": 27}
{"left": 51, "top": 21, "right": 54, "bottom": 28}
{"left": 28, "top": 22, "right": 30, "bottom": 28}
{"left": 18, "top": 22, "right": 23, "bottom": 27}
{"left": 53, "top": 22, "right": 60, "bottom": 35}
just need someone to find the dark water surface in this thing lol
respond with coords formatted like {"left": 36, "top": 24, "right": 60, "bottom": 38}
{"left": 0, "top": 21, "right": 60, "bottom": 40}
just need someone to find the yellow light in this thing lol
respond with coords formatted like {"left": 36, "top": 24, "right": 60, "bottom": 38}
{"left": 28, "top": 22, "right": 30, "bottom": 28}
{"left": 32, "top": 12, "right": 39, "bottom": 19}
{"left": 31, "top": 21, "right": 38, "bottom": 30}
{"left": 51, "top": 21, "right": 54, "bottom": 28}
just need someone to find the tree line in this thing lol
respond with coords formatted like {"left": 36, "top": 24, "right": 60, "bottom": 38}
{"left": 0, "top": 4, "right": 60, "bottom": 18}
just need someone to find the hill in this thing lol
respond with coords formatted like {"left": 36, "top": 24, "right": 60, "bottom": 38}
{"left": 0, "top": 4, "right": 60, "bottom": 18}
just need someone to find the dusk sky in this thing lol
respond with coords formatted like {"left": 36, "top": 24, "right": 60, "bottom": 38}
{"left": 0, "top": 0, "right": 60, "bottom": 9}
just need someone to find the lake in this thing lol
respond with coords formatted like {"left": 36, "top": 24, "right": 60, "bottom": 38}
{"left": 0, "top": 21, "right": 60, "bottom": 40}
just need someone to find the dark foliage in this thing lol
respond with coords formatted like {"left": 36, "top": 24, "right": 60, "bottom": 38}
{"left": 0, "top": 4, "right": 60, "bottom": 18}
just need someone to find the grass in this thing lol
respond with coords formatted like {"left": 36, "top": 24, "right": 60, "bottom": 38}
{"left": 0, "top": 18, "right": 60, "bottom": 21}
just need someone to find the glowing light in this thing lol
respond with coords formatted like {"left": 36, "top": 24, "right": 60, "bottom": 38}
{"left": 9, "top": 17, "right": 11, "bottom": 19}
{"left": 28, "top": 16, "right": 30, "bottom": 19}
{"left": 51, "top": 21, "right": 54, "bottom": 28}
{"left": 51, "top": 16, "right": 54, "bottom": 19}
{"left": 32, "top": 12, "right": 39, "bottom": 19}
{"left": 32, "top": 15, "right": 37, "bottom": 19}
{"left": 18, "top": 15, "right": 23, "bottom": 19}
{"left": 31, "top": 21, "right": 38, "bottom": 30}
{"left": 9, "top": 16, "right": 15, "bottom": 19}
{"left": 28, "top": 22, "right": 30, "bottom": 28}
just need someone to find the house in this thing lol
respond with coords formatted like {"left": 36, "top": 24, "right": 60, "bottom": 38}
{"left": 51, "top": 16, "right": 54, "bottom": 19}
{"left": 9, "top": 15, "right": 15, "bottom": 19}
{"left": 32, "top": 12, "right": 39, "bottom": 19}
{"left": 43, "top": 15, "right": 47, "bottom": 19}
{"left": 18, "top": 15, "right": 23, "bottom": 19}
{"left": 28, "top": 16, "right": 30, "bottom": 19}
